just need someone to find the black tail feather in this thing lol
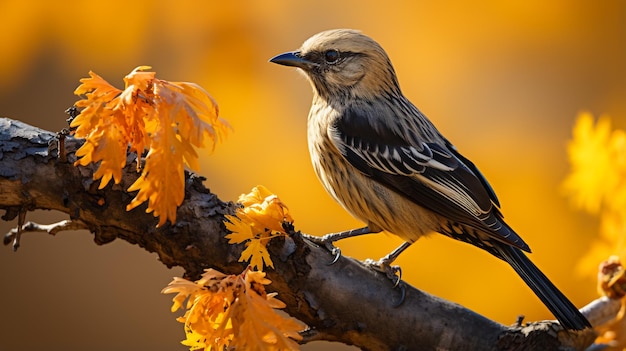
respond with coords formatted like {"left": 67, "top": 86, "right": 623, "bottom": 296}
{"left": 496, "top": 244, "right": 591, "bottom": 330}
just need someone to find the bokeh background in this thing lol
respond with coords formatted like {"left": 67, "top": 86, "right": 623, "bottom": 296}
{"left": 1, "top": 1, "right": 625, "bottom": 350}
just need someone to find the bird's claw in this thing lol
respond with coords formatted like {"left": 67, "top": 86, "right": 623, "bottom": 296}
{"left": 365, "top": 258, "right": 402, "bottom": 285}
{"left": 329, "top": 246, "right": 341, "bottom": 265}
{"left": 394, "top": 282, "right": 406, "bottom": 307}
{"left": 364, "top": 257, "right": 406, "bottom": 306}
{"left": 301, "top": 233, "right": 342, "bottom": 265}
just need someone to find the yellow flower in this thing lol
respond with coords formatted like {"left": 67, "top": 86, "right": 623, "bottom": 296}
{"left": 564, "top": 112, "right": 626, "bottom": 345}
{"left": 562, "top": 112, "right": 618, "bottom": 214}
{"left": 564, "top": 112, "right": 626, "bottom": 275}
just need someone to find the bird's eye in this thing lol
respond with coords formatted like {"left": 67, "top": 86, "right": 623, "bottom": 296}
{"left": 324, "top": 50, "right": 340, "bottom": 64}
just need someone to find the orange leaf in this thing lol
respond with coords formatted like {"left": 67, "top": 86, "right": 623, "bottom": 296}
{"left": 126, "top": 126, "right": 185, "bottom": 226}
{"left": 72, "top": 66, "right": 229, "bottom": 226}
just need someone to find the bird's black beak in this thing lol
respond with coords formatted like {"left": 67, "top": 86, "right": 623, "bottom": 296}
{"left": 269, "top": 51, "right": 315, "bottom": 69}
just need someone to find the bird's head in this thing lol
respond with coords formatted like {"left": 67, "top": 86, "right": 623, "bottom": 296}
{"left": 270, "top": 29, "right": 401, "bottom": 102}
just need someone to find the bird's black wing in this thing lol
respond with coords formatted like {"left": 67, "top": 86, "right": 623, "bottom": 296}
{"left": 329, "top": 108, "right": 529, "bottom": 251}
{"left": 445, "top": 140, "right": 501, "bottom": 208}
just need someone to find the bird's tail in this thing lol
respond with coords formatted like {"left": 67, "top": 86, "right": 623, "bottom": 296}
{"left": 496, "top": 244, "right": 591, "bottom": 330}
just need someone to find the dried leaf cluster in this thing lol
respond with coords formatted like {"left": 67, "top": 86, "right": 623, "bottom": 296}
{"left": 162, "top": 268, "right": 306, "bottom": 351}
{"left": 72, "top": 66, "right": 230, "bottom": 226}
{"left": 225, "top": 185, "right": 294, "bottom": 270}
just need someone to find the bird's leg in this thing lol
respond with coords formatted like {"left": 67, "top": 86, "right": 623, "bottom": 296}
{"left": 302, "top": 226, "right": 374, "bottom": 264}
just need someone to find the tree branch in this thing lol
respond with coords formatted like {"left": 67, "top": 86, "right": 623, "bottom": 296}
{"left": 0, "top": 117, "right": 602, "bottom": 350}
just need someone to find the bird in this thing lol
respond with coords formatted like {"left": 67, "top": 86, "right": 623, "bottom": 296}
{"left": 269, "top": 29, "right": 591, "bottom": 330}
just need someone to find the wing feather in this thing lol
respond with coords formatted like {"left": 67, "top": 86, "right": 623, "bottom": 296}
{"left": 330, "top": 109, "right": 529, "bottom": 251}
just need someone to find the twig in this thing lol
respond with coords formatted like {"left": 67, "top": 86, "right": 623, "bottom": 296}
{"left": 4, "top": 219, "right": 88, "bottom": 248}
{"left": 9, "top": 209, "right": 27, "bottom": 251}
{"left": 581, "top": 296, "right": 623, "bottom": 328}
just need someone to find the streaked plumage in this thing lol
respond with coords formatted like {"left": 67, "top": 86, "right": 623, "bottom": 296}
{"left": 270, "top": 29, "right": 590, "bottom": 330}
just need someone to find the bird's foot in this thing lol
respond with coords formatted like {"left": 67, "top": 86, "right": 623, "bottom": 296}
{"left": 364, "top": 257, "right": 406, "bottom": 306}
{"left": 301, "top": 233, "right": 342, "bottom": 264}
{"left": 301, "top": 226, "right": 373, "bottom": 265}
{"left": 364, "top": 257, "right": 402, "bottom": 286}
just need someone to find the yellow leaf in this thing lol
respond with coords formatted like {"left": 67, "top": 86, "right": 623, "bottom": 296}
{"left": 162, "top": 268, "right": 305, "bottom": 351}
{"left": 239, "top": 184, "right": 275, "bottom": 207}
{"left": 225, "top": 186, "right": 295, "bottom": 270}
{"left": 238, "top": 186, "right": 292, "bottom": 234}
{"left": 230, "top": 270, "right": 305, "bottom": 351}
{"left": 224, "top": 216, "right": 254, "bottom": 244}
{"left": 240, "top": 239, "right": 273, "bottom": 270}
{"left": 161, "top": 277, "right": 204, "bottom": 312}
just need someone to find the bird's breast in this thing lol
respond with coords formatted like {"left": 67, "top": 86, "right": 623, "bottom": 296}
{"left": 306, "top": 103, "right": 440, "bottom": 242}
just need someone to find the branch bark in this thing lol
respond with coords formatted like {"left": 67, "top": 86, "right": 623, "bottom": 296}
{"left": 0, "top": 117, "right": 601, "bottom": 350}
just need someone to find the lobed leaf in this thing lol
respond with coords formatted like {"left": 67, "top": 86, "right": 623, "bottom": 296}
{"left": 72, "top": 66, "right": 229, "bottom": 226}
{"left": 224, "top": 186, "right": 294, "bottom": 270}
{"left": 162, "top": 268, "right": 306, "bottom": 351}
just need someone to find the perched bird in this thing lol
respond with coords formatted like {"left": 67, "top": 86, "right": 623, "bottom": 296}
{"left": 270, "top": 29, "right": 590, "bottom": 330}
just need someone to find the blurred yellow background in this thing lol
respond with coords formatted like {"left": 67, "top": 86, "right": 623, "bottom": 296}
{"left": 1, "top": 1, "right": 624, "bottom": 350}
